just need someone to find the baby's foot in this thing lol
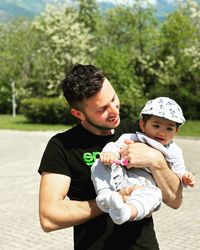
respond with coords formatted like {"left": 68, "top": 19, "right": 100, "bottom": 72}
{"left": 96, "top": 193, "right": 111, "bottom": 213}
{"left": 109, "top": 192, "right": 130, "bottom": 225}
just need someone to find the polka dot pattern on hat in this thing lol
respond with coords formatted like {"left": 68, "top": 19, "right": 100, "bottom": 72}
{"left": 140, "top": 97, "right": 185, "bottom": 125}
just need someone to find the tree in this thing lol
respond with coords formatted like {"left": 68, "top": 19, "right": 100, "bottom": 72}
{"left": 32, "top": 1, "right": 95, "bottom": 96}
{"left": 146, "top": 0, "right": 200, "bottom": 119}
{"left": 0, "top": 17, "right": 38, "bottom": 113}
{"left": 75, "top": 0, "right": 100, "bottom": 32}
{"left": 0, "top": 2, "right": 96, "bottom": 113}
{"left": 94, "top": 2, "right": 159, "bottom": 119}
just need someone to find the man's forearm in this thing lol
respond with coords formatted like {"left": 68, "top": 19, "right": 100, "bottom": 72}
{"left": 40, "top": 199, "right": 102, "bottom": 232}
{"left": 150, "top": 159, "right": 183, "bottom": 209}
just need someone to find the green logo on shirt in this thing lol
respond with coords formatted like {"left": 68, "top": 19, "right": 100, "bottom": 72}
{"left": 83, "top": 152, "right": 100, "bottom": 166}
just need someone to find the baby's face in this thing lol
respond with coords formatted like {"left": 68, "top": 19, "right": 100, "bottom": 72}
{"left": 140, "top": 116, "right": 178, "bottom": 146}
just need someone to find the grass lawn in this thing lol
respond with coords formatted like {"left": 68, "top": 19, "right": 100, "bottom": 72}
{"left": 176, "top": 120, "right": 200, "bottom": 137}
{"left": 0, "top": 114, "right": 71, "bottom": 131}
{"left": 0, "top": 114, "right": 200, "bottom": 137}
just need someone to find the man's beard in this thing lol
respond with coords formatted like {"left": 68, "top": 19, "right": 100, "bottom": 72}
{"left": 84, "top": 112, "right": 118, "bottom": 131}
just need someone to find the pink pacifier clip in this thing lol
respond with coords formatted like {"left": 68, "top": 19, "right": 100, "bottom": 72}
{"left": 114, "top": 159, "right": 128, "bottom": 166}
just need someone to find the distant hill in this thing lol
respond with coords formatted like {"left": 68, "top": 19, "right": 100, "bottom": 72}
{"left": 153, "top": 0, "right": 181, "bottom": 22}
{"left": 0, "top": 0, "right": 199, "bottom": 23}
{"left": 0, "top": 0, "right": 60, "bottom": 22}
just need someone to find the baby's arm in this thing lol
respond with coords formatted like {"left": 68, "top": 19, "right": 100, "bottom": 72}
{"left": 182, "top": 172, "right": 195, "bottom": 187}
{"left": 100, "top": 152, "right": 118, "bottom": 165}
{"left": 100, "top": 134, "right": 136, "bottom": 165}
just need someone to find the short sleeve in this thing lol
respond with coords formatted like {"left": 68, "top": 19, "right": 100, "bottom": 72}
{"left": 38, "top": 136, "right": 71, "bottom": 177}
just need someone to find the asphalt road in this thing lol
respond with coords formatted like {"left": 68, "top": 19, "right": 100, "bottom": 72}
{"left": 0, "top": 130, "right": 199, "bottom": 250}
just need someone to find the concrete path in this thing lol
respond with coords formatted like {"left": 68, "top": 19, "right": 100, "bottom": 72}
{"left": 0, "top": 130, "right": 199, "bottom": 250}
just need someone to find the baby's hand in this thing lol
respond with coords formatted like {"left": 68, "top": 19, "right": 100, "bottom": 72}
{"left": 100, "top": 152, "right": 117, "bottom": 165}
{"left": 182, "top": 172, "right": 195, "bottom": 187}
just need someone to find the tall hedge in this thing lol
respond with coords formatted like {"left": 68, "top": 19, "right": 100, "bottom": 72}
{"left": 20, "top": 98, "right": 78, "bottom": 125}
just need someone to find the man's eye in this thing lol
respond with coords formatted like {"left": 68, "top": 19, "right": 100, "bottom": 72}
{"left": 112, "top": 96, "right": 116, "bottom": 102}
{"left": 167, "top": 127, "right": 173, "bottom": 131}
{"left": 98, "top": 107, "right": 107, "bottom": 112}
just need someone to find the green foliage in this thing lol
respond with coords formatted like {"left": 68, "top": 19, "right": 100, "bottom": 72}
{"left": 32, "top": 1, "right": 95, "bottom": 95}
{"left": 0, "top": 18, "right": 38, "bottom": 113}
{"left": 75, "top": 0, "right": 100, "bottom": 32}
{"left": 144, "top": 1, "right": 200, "bottom": 119}
{"left": 1, "top": 0, "right": 200, "bottom": 122}
{"left": 20, "top": 98, "right": 78, "bottom": 125}
{"left": 0, "top": 90, "right": 12, "bottom": 114}
{"left": 94, "top": 2, "right": 158, "bottom": 117}
{"left": 0, "top": 1, "right": 96, "bottom": 114}
{"left": 120, "top": 99, "right": 146, "bottom": 122}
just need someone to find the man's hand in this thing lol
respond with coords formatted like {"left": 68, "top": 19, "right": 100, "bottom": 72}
{"left": 120, "top": 139, "right": 164, "bottom": 170}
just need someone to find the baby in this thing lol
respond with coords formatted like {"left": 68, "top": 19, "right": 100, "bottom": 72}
{"left": 91, "top": 97, "right": 195, "bottom": 225}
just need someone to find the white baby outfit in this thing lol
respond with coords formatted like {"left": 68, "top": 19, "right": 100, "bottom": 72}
{"left": 91, "top": 132, "right": 187, "bottom": 224}
{"left": 91, "top": 97, "right": 187, "bottom": 225}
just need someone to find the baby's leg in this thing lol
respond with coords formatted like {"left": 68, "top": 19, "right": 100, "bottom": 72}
{"left": 108, "top": 192, "right": 132, "bottom": 225}
{"left": 96, "top": 191, "right": 113, "bottom": 213}
{"left": 127, "top": 185, "right": 162, "bottom": 221}
{"left": 92, "top": 159, "right": 126, "bottom": 215}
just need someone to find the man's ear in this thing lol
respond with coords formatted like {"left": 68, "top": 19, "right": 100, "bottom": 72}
{"left": 176, "top": 127, "right": 180, "bottom": 133}
{"left": 71, "top": 108, "right": 85, "bottom": 121}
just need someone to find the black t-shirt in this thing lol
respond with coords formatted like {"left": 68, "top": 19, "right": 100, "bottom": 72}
{"left": 38, "top": 121, "right": 159, "bottom": 250}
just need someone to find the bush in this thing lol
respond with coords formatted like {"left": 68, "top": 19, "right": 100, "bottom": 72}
{"left": 0, "top": 96, "right": 12, "bottom": 114}
{"left": 120, "top": 97, "right": 147, "bottom": 122}
{"left": 20, "top": 98, "right": 78, "bottom": 125}
{"left": 120, "top": 103, "right": 138, "bottom": 122}
{"left": 148, "top": 85, "right": 200, "bottom": 120}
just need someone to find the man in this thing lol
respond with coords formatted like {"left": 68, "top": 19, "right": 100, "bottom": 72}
{"left": 38, "top": 64, "right": 183, "bottom": 250}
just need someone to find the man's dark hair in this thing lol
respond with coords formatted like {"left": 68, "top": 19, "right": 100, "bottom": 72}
{"left": 62, "top": 64, "right": 105, "bottom": 110}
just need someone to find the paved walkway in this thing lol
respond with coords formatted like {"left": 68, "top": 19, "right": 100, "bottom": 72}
{"left": 0, "top": 130, "right": 199, "bottom": 250}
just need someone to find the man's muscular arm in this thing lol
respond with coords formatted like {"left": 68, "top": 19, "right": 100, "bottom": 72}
{"left": 39, "top": 172, "right": 102, "bottom": 232}
{"left": 120, "top": 140, "right": 183, "bottom": 209}
{"left": 39, "top": 172, "right": 140, "bottom": 232}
